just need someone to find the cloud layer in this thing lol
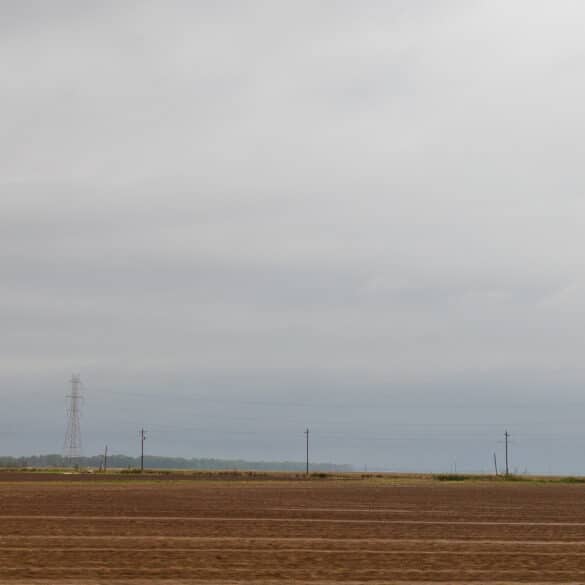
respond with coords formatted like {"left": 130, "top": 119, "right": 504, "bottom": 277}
{"left": 2, "top": 1, "right": 585, "bottom": 472}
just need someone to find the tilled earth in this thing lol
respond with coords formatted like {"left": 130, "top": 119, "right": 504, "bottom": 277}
{"left": 1, "top": 473, "right": 585, "bottom": 584}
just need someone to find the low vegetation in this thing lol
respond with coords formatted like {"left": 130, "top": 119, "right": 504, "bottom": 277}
{"left": 0, "top": 454, "right": 352, "bottom": 472}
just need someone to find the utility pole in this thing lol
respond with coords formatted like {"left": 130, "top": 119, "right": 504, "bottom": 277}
{"left": 504, "top": 430, "right": 510, "bottom": 477}
{"left": 140, "top": 429, "right": 147, "bottom": 472}
{"left": 103, "top": 445, "right": 108, "bottom": 473}
{"left": 305, "top": 428, "right": 309, "bottom": 475}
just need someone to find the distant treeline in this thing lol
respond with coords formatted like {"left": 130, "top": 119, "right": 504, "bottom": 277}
{"left": 0, "top": 454, "right": 352, "bottom": 472}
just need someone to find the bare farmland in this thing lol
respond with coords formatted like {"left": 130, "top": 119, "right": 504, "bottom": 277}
{"left": 1, "top": 472, "right": 584, "bottom": 583}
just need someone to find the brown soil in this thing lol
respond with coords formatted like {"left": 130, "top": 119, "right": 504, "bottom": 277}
{"left": 1, "top": 473, "right": 585, "bottom": 583}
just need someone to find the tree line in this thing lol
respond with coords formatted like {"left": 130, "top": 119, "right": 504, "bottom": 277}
{"left": 0, "top": 453, "right": 352, "bottom": 472}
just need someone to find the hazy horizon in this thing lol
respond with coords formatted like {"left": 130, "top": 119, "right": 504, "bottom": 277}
{"left": 3, "top": 1, "right": 585, "bottom": 475}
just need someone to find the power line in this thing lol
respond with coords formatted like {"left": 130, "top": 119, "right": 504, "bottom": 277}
{"left": 99, "top": 422, "right": 585, "bottom": 443}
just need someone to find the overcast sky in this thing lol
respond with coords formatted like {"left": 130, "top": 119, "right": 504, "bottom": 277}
{"left": 2, "top": 1, "right": 585, "bottom": 473}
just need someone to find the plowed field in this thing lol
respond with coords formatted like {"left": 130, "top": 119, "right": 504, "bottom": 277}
{"left": 1, "top": 473, "right": 585, "bottom": 584}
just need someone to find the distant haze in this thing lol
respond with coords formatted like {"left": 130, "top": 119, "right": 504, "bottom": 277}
{"left": 2, "top": 1, "right": 585, "bottom": 474}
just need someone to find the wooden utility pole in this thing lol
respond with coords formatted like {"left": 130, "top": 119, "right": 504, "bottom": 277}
{"left": 305, "top": 428, "right": 309, "bottom": 475}
{"left": 140, "top": 429, "right": 147, "bottom": 472}
{"left": 504, "top": 430, "right": 510, "bottom": 476}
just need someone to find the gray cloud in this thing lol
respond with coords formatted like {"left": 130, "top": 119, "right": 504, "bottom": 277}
{"left": 1, "top": 1, "right": 585, "bottom": 473}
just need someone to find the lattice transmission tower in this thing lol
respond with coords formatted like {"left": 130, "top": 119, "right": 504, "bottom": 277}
{"left": 63, "top": 374, "right": 83, "bottom": 462}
